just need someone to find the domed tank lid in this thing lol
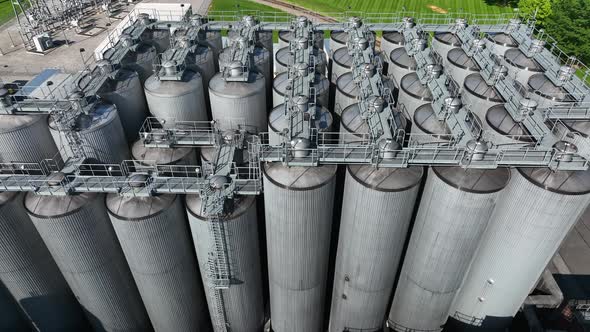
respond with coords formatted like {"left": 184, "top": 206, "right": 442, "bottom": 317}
{"left": 0, "top": 114, "right": 43, "bottom": 133}
{"left": 390, "top": 48, "right": 417, "bottom": 70}
{"left": 504, "top": 48, "right": 543, "bottom": 72}
{"left": 269, "top": 104, "right": 332, "bottom": 132}
{"left": 105, "top": 193, "right": 176, "bottom": 220}
{"left": 132, "top": 140, "right": 194, "bottom": 165}
{"left": 447, "top": 48, "right": 479, "bottom": 71}
{"left": 433, "top": 167, "right": 510, "bottom": 194}
{"left": 144, "top": 70, "right": 202, "bottom": 97}
{"left": 25, "top": 192, "right": 98, "bottom": 218}
{"left": 528, "top": 73, "right": 575, "bottom": 102}
{"left": 0, "top": 191, "right": 19, "bottom": 206}
{"left": 401, "top": 73, "right": 433, "bottom": 101}
{"left": 464, "top": 73, "right": 503, "bottom": 102}
{"left": 49, "top": 103, "right": 117, "bottom": 132}
{"left": 413, "top": 104, "right": 452, "bottom": 139}
{"left": 434, "top": 32, "right": 461, "bottom": 46}
{"left": 263, "top": 163, "right": 337, "bottom": 190}
{"left": 341, "top": 103, "right": 369, "bottom": 136}
{"left": 336, "top": 72, "right": 359, "bottom": 98}
{"left": 517, "top": 168, "right": 590, "bottom": 195}
{"left": 487, "top": 33, "right": 517, "bottom": 47}
{"left": 331, "top": 30, "right": 348, "bottom": 44}
{"left": 185, "top": 194, "right": 255, "bottom": 219}
{"left": 485, "top": 105, "right": 533, "bottom": 142}
{"left": 382, "top": 31, "right": 405, "bottom": 45}
{"left": 348, "top": 164, "right": 424, "bottom": 192}
{"left": 333, "top": 47, "right": 353, "bottom": 68}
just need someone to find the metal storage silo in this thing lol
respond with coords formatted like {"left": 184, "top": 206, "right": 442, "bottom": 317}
{"left": 485, "top": 104, "right": 535, "bottom": 146}
{"left": 381, "top": 31, "right": 404, "bottom": 64}
{"left": 186, "top": 194, "right": 265, "bottom": 332}
{"left": 279, "top": 29, "right": 324, "bottom": 49}
{"left": 450, "top": 168, "right": 590, "bottom": 329}
{"left": 25, "top": 192, "right": 151, "bottom": 332}
{"left": 329, "top": 30, "right": 348, "bottom": 54}
{"left": 272, "top": 71, "right": 329, "bottom": 107}
{"left": 263, "top": 163, "right": 337, "bottom": 332}
{"left": 119, "top": 43, "right": 158, "bottom": 84}
{"left": 0, "top": 283, "right": 27, "bottom": 331}
{"left": 334, "top": 72, "right": 360, "bottom": 117}
{"left": 527, "top": 73, "right": 577, "bottom": 108}
{"left": 275, "top": 45, "right": 327, "bottom": 75}
{"left": 485, "top": 33, "right": 518, "bottom": 58}
{"left": 431, "top": 31, "right": 462, "bottom": 67}
{"left": 329, "top": 165, "right": 423, "bottom": 332}
{"left": 220, "top": 43, "right": 271, "bottom": 100}
{"left": 339, "top": 103, "right": 369, "bottom": 144}
{"left": 446, "top": 47, "right": 480, "bottom": 89}
{"left": 504, "top": 48, "right": 544, "bottom": 86}
{"left": 462, "top": 73, "right": 505, "bottom": 122}
{"left": 98, "top": 68, "right": 148, "bottom": 142}
{"left": 268, "top": 102, "right": 333, "bottom": 145}
{"left": 388, "top": 167, "right": 510, "bottom": 332}
{"left": 131, "top": 139, "right": 197, "bottom": 166}
{"left": 142, "top": 28, "right": 171, "bottom": 53}
{"left": 397, "top": 73, "right": 433, "bottom": 120}
{"left": 144, "top": 69, "right": 208, "bottom": 122}
{"left": 106, "top": 193, "right": 210, "bottom": 332}
{"left": 389, "top": 47, "right": 417, "bottom": 88}
{"left": 203, "top": 30, "right": 223, "bottom": 70}
{"left": 0, "top": 192, "right": 88, "bottom": 331}
{"left": 190, "top": 45, "right": 216, "bottom": 87}
{"left": 331, "top": 47, "right": 353, "bottom": 84}
{"left": 0, "top": 114, "right": 59, "bottom": 163}
{"left": 412, "top": 103, "right": 453, "bottom": 142}
{"left": 209, "top": 65, "right": 267, "bottom": 133}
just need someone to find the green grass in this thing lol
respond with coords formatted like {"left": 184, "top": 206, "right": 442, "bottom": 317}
{"left": 209, "top": 0, "right": 283, "bottom": 13}
{"left": 0, "top": 0, "right": 16, "bottom": 26}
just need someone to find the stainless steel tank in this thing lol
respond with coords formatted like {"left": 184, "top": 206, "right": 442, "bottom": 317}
{"left": 388, "top": 47, "right": 417, "bottom": 88}
{"left": 204, "top": 30, "right": 223, "bottom": 70}
{"left": 334, "top": 72, "right": 359, "bottom": 117}
{"left": 131, "top": 139, "right": 197, "bottom": 166}
{"left": 0, "top": 283, "right": 27, "bottom": 331}
{"left": 99, "top": 69, "right": 148, "bottom": 142}
{"left": 209, "top": 68, "right": 267, "bottom": 133}
{"left": 504, "top": 48, "right": 544, "bottom": 86}
{"left": 272, "top": 71, "right": 329, "bottom": 108}
{"left": 412, "top": 103, "right": 454, "bottom": 143}
{"left": 527, "top": 73, "right": 577, "bottom": 108}
{"left": 263, "top": 163, "right": 337, "bottom": 332}
{"left": 275, "top": 46, "right": 327, "bottom": 75}
{"left": 485, "top": 33, "right": 518, "bottom": 57}
{"left": 431, "top": 32, "right": 461, "bottom": 67}
{"left": 25, "top": 192, "right": 151, "bottom": 332}
{"left": 144, "top": 70, "right": 208, "bottom": 122}
{"left": 191, "top": 45, "right": 216, "bottom": 87}
{"left": 220, "top": 45, "right": 271, "bottom": 102}
{"left": 279, "top": 29, "right": 325, "bottom": 49}
{"left": 388, "top": 167, "right": 511, "bottom": 332}
{"left": 142, "top": 28, "right": 171, "bottom": 53}
{"left": 0, "top": 114, "right": 59, "bottom": 163}
{"left": 381, "top": 31, "right": 405, "bottom": 64}
{"left": 485, "top": 104, "right": 535, "bottom": 146}
{"left": 268, "top": 103, "right": 333, "bottom": 145}
{"left": 329, "top": 30, "right": 348, "bottom": 55}
{"left": 398, "top": 73, "right": 433, "bottom": 121}
{"left": 0, "top": 192, "right": 87, "bottom": 331}
{"left": 462, "top": 73, "right": 504, "bottom": 122}
{"left": 49, "top": 103, "right": 130, "bottom": 164}
{"left": 451, "top": 168, "right": 590, "bottom": 329}
{"left": 329, "top": 165, "right": 423, "bottom": 332}
{"left": 331, "top": 47, "right": 353, "bottom": 84}
{"left": 186, "top": 194, "right": 265, "bottom": 332}
{"left": 446, "top": 48, "right": 480, "bottom": 89}
{"left": 339, "top": 103, "right": 369, "bottom": 144}
{"left": 106, "top": 194, "right": 210, "bottom": 331}
{"left": 119, "top": 43, "right": 158, "bottom": 84}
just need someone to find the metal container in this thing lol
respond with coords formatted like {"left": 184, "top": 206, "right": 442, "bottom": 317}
{"left": 527, "top": 73, "right": 577, "bottom": 108}
{"left": 209, "top": 70, "right": 267, "bottom": 133}
{"left": 0, "top": 114, "right": 59, "bottom": 163}
{"left": 268, "top": 103, "right": 333, "bottom": 145}
{"left": 99, "top": 69, "right": 148, "bottom": 142}
{"left": 451, "top": 168, "right": 590, "bottom": 328}
{"left": 191, "top": 45, "right": 216, "bottom": 87}
{"left": 398, "top": 73, "right": 432, "bottom": 121}
{"left": 0, "top": 192, "right": 87, "bottom": 331}
{"left": 389, "top": 47, "right": 417, "bottom": 88}
{"left": 0, "top": 283, "right": 27, "bottom": 331}
{"left": 142, "top": 28, "right": 171, "bottom": 53}
{"left": 25, "top": 192, "right": 151, "bottom": 332}
{"left": 331, "top": 47, "right": 353, "bottom": 84}
{"left": 144, "top": 70, "right": 208, "bottom": 122}
{"left": 485, "top": 104, "right": 535, "bottom": 146}
{"left": 381, "top": 31, "right": 405, "bottom": 64}
{"left": 279, "top": 29, "right": 325, "bottom": 49}
{"left": 447, "top": 48, "right": 480, "bottom": 89}
{"left": 49, "top": 103, "right": 130, "bottom": 164}
{"left": 275, "top": 46, "right": 327, "bottom": 75}
{"left": 388, "top": 167, "right": 510, "bottom": 332}
{"left": 412, "top": 103, "right": 454, "bottom": 144}
{"left": 220, "top": 45, "right": 271, "bottom": 101}
{"left": 131, "top": 139, "right": 197, "bottom": 166}
{"left": 462, "top": 73, "right": 504, "bottom": 122}
{"left": 263, "top": 163, "right": 337, "bottom": 332}
{"left": 339, "top": 103, "right": 369, "bottom": 144}
{"left": 227, "top": 29, "right": 272, "bottom": 54}
{"left": 329, "top": 165, "right": 423, "bottom": 332}
{"left": 186, "top": 194, "right": 265, "bottom": 332}
{"left": 504, "top": 48, "right": 543, "bottom": 86}
{"left": 431, "top": 32, "right": 461, "bottom": 67}
{"left": 334, "top": 72, "right": 359, "bottom": 117}
{"left": 204, "top": 30, "right": 223, "bottom": 70}
{"left": 272, "top": 72, "right": 330, "bottom": 108}
{"left": 485, "top": 33, "right": 518, "bottom": 58}
{"left": 120, "top": 43, "right": 158, "bottom": 84}
{"left": 329, "top": 30, "right": 348, "bottom": 55}
{"left": 106, "top": 194, "right": 210, "bottom": 331}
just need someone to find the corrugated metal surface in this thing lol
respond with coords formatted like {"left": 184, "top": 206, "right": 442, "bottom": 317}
{"left": 272, "top": 72, "right": 329, "bottom": 108}
{"left": 278, "top": 30, "right": 324, "bottom": 49}
{"left": 0, "top": 192, "right": 87, "bottom": 331}
{"left": 451, "top": 168, "right": 590, "bottom": 324}
{"left": 275, "top": 46, "right": 327, "bottom": 75}
{"left": 0, "top": 114, "right": 59, "bottom": 163}
{"left": 329, "top": 166, "right": 423, "bottom": 332}
{"left": 268, "top": 104, "right": 332, "bottom": 145}
{"left": 186, "top": 195, "right": 265, "bottom": 332}
{"left": 107, "top": 194, "right": 210, "bottom": 332}
{"left": 25, "top": 192, "right": 151, "bottom": 332}
{"left": 205, "top": 31, "right": 222, "bottom": 71}
{"left": 0, "top": 283, "right": 27, "bottom": 331}
{"left": 263, "top": 164, "right": 337, "bottom": 332}
{"left": 389, "top": 167, "right": 509, "bottom": 332}
{"left": 143, "top": 28, "right": 171, "bottom": 53}
{"left": 121, "top": 43, "right": 158, "bottom": 84}
{"left": 131, "top": 139, "right": 197, "bottom": 166}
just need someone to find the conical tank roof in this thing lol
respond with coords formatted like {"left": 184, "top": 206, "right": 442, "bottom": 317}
{"left": 106, "top": 194, "right": 177, "bottom": 220}
{"left": 433, "top": 167, "right": 511, "bottom": 193}
{"left": 518, "top": 168, "right": 590, "bottom": 195}
{"left": 348, "top": 165, "right": 423, "bottom": 192}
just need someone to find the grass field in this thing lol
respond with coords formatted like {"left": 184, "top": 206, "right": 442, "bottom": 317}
{"left": 209, "top": 0, "right": 283, "bottom": 13}
{"left": 0, "top": 0, "right": 16, "bottom": 26}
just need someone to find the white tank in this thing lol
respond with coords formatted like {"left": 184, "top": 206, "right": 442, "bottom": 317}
{"left": 204, "top": 30, "right": 223, "bottom": 70}
{"left": 504, "top": 48, "right": 544, "bottom": 86}
{"left": 451, "top": 168, "right": 590, "bottom": 329}
{"left": 388, "top": 167, "right": 510, "bottom": 332}
{"left": 431, "top": 32, "right": 461, "bottom": 67}
{"left": 412, "top": 103, "right": 453, "bottom": 143}
{"left": 191, "top": 45, "right": 216, "bottom": 87}
{"left": 331, "top": 47, "right": 353, "bottom": 84}
{"left": 329, "top": 165, "right": 423, "bottom": 332}
{"left": 447, "top": 48, "right": 480, "bottom": 89}
{"left": 388, "top": 47, "right": 417, "bottom": 88}
{"left": 278, "top": 29, "right": 325, "bottom": 49}
{"left": 272, "top": 71, "right": 330, "bottom": 108}
{"left": 220, "top": 46, "right": 271, "bottom": 102}
{"left": 0, "top": 114, "right": 59, "bottom": 163}
{"left": 186, "top": 194, "right": 265, "bottom": 332}
{"left": 485, "top": 33, "right": 518, "bottom": 58}
{"left": 398, "top": 73, "right": 433, "bottom": 121}
{"left": 462, "top": 73, "right": 504, "bottom": 123}
{"left": 275, "top": 46, "right": 327, "bottom": 75}
{"left": 334, "top": 72, "right": 359, "bottom": 117}
{"left": 527, "top": 73, "right": 577, "bottom": 108}
{"left": 268, "top": 103, "right": 333, "bottom": 145}
{"left": 119, "top": 43, "right": 158, "bottom": 84}
{"left": 263, "top": 163, "right": 337, "bottom": 332}
{"left": 131, "top": 139, "right": 197, "bottom": 166}
{"left": 381, "top": 31, "right": 405, "bottom": 64}
{"left": 329, "top": 30, "right": 348, "bottom": 55}
{"left": 485, "top": 104, "right": 535, "bottom": 146}
{"left": 339, "top": 103, "right": 369, "bottom": 144}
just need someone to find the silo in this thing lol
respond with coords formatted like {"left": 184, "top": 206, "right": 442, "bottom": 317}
{"left": 0, "top": 192, "right": 88, "bottom": 331}
{"left": 329, "top": 30, "right": 348, "bottom": 54}
{"left": 462, "top": 73, "right": 504, "bottom": 122}
{"left": 275, "top": 45, "right": 327, "bottom": 75}
{"left": 504, "top": 48, "right": 543, "bottom": 86}
{"left": 49, "top": 103, "right": 130, "bottom": 164}
{"left": 106, "top": 193, "right": 210, "bottom": 331}
{"left": 431, "top": 32, "right": 462, "bottom": 67}
{"left": 527, "top": 73, "right": 577, "bottom": 108}
{"left": 268, "top": 102, "right": 333, "bottom": 145}
{"left": 119, "top": 43, "right": 158, "bottom": 84}
{"left": 25, "top": 192, "right": 151, "bottom": 332}
{"left": 329, "top": 165, "right": 423, "bottom": 332}
{"left": 272, "top": 71, "right": 329, "bottom": 107}
{"left": 209, "top": 65, "right": 267, "bottom": 133}
{"left": 339, "top": 103, "right": 369, "bottom": 144}
{"left": 388, "top": 167, "right": 511, "bottom": 332}
{"left": 98, "top": 68, "right": 148, "bottom": 142}
{"left": 220, "top": 44, "right": 271, "bottom": 99}
{"left": 190, "top": 45, "right": 216, "bottom": 87}
{"left": 334, "top": 72, "right": 359, "bottom": 117}
{"left": 0, "top": 283, "right": 27, "bottom": 331}
{"left": 331, "top": 47, "right": 353, "bottom": 84}
{"left": 142, "top": 28, "right": 170, "bottom": 53}
{"left": 186, "top": 194, "right": 265, "bottom": 332}
{"left": 144, "top": 68, "right": 208, "bottom": 122}
{"left": 398, "top": 73, "right": 433, "bottom": 120}
{"left": 381, "top": 31, "right": 404, "bottom": 64}
{"left": 263, "top": 163, "right": 337, "bottom": 332}
{"left": 450, "top": 168, "right": 590, "bottom": 329}
{"left": 388, "top": 47, "right": 417, "bottom": 88}
{"left": 485, "top": 104, "right": 535, "bottom": 146}
{"left": 131, "top": 139, "right": 197, "bottom": 166}
{"left": 278, "top": 29, "right": 324, "bottom": 49}
{"left": 412, "top": 103, "right": 453, "bottom": 142}
{"left": 0, "top": 114, "right": 59, "bottom": 163}
{"left": 485, "top": 33, "right": 518, "bottom": 58}
{"left": 203, "top": 30, "right": 223, "bottom": 70}
{"left": 446, "top": 47, "right": 480, "bottom": 89}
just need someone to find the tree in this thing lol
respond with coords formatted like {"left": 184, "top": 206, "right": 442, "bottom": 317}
{"left": 517, "top": 0, "right": 552, "bottom": 25}
{"left": 544, "top": 0, "right": 590, "bottom": 64}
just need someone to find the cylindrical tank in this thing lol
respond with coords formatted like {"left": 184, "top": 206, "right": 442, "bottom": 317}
{"left": 99, "top": 69, "right": 148, "bottom": 142}
{"left": 398, "top": 73, "right": 432, "bottom": 120}
{"left": 186, "top": 194, "right": 265, "bottom": 332}
{"left": 412, "top": 103, "right": 453, "bottom": 143}
{"left": 0, "top": 114, "right": 59, "bottom": 163}
{"left": 220, "top": 45, "right": 271, "bottom": 102}
{"left": 329, "top": 30, "right": 348, "bottom": 55}
{"left": 388, "top": 167, "right": 511, "bottom": 332}
{"left": 191, "top": 45, "right": 216, "bottom": 87}
{"left": 431, "top": 32, "right": 461, "bottom": 67}
{"left": 278, "top": 29, "right": 325, "bottom": 49}
{"left": 0, "top": 192, "right": 87, "bottom": 331}
{"left": 131, "top": 139, "right": 197, "bottom": 166}
{"left": 142, "top": 28, "right": 171, "bottom": 53}
{"left": 331, "top": 47, "right": 353, "bottom": 84}
{"left": 49, "top": 103, "right": 130, "bottom": 164}
{"left": 275, "top": 46, "right": 327, "bottom": 75}
{"left": 451, "top": 168, "right": 590, "bottom": 329}
{"left": 329, "top": 165, "right": 423, "bottom": 332}
{"left": 339, "top": 103, "right": 369, "bottom": 144}
{"left": 272, "top": 72, "right": 330, "bottom": 108}
{"left": 0, "top": 283, "right": 27, "bottom": 331}
{"left": 268, "top": 103, "right": 333, "bottom": 145}
{"left": 447, "top": 48, "right": 480, "bottom": 89}
{"left": 389, "top": 47, "right": 417, "bottom": 88}
{"left": 263, "top": 163, "right": 337, "bottom": 332}
{"left": 25, "top": 192, "right": 151, "bottom": 332}
{"left": 209, "top": 70, "right": 267, "bottom": 133}
{"left": 106, "top": 194, "right": 210, "bottom": 331}
{"left": 504, "top": 48, "right": 543, "bottom": 86}
{"left": 485, "top": 104, "right": 534, "bottom": 146}
{"left": 334, "top": 72, "right": 359, "bottom": 117}
{"left": 527, "top": 73, "right": 577, "bottom": 108}
{"left": 144, "top": 70, "right": 208, "bottom": 122}
{"left": 381, "top": 31, "right": 405, "bottom": 64}
{"left": 485, "top": 33, "right": 518, "bottom": 58}
{"left": 204, "top": 30, "right": 223, "bottom": 70}
{"left": 119, "top": 43, "right": 158, "bottom": 84}
{"left": 462, "top": 73, "right": 504, "bottom": 122}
